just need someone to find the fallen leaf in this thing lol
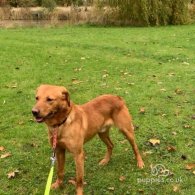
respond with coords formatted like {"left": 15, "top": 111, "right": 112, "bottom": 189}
{"left": 6, "top": 83, "right": 18, "bottom": 88}
{"left": 139, "top": 107, "right": 145, "bottom": 114}
{"left": 143, "top": 150, "right": 153, "bottom": 156}
{"left": 0, "top": 146, "right": 5, "bottom": 151}
{"left": 1, "top": 152, "right": 11, "bottom": 159}
{"left": 193, "top": 170, "right": 195, "bottom": 175}
{"left": 119, "top": 176, "right": 126, "bottom": 182}
{"left": 175, "top": 88, "right": 183, "bottom": 95}
{"left": 168, "top": 72, "right": 175, "bottom": 76}
{"left": 30, "top": 143, "right": 38, "bottom": 148}
{"left": 160, "top": 88, "right": 166, "bottom": 92}
{"left": 124, "top": 148, "right": 129, "bottom": 152}
{"left": 149, "top": 138, "right": 160, "bottom": 146}
{"left": 185, "top": 163, "right": 195, "bottom": 170}
{"left": 7, "top": 170, "right": 19, "bottom": 179}
{"left": 138, "top": 189, "right": 144, "bottom": 193}
{"left": 102, "top": 74, "right": 109, "bottom": 79}
{"left": 18, "top": 121, "right": 24, "bottom": 125}
{"left": 182, "top": 61, "right": 189, "bottom": 65}
{"left": 128, "top": 82, "right": 135, "bottom": 85}
{"left": 172, "top": 131, "right": 177, "bottom": 136}
{"left": 183, "top": 124, "right": 192, "bottom": 129}
{"left": 120, "top": 140, "right": 127, "bottom": 144}
{"left": 74, "top": 67, "right": 82, "bottom": 72}
{"left": 108, "top": 187, "right": 115, "bottom": 191}
{"left": 72, "top": 78, "right": 83, "bottom": 85}
{"left": 173, "top": 185, "right": 180, "bottom": 192}
{"left": 167, "top": 145, "right": 176, "bottom": 152}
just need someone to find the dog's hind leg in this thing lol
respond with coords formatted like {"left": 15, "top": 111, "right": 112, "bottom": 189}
{"left": 113, "top": 106, "right": 144, "bottom": 169}
{"left": 98, "top": 129, "right": 114, "bottom": 166}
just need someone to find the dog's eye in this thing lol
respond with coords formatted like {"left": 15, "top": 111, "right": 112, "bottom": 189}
{"left": 46, "top": 97, "right": 54, "bottom": 102}
{"left": 36, "top": 96, "right": 39, "bottom": 101}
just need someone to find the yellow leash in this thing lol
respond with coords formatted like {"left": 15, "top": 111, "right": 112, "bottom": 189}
{"left": 44, "top": 165, "right": 54, "bottom": 195}
{"left": 44, "top": 128, "right": 58, "bottom": 195}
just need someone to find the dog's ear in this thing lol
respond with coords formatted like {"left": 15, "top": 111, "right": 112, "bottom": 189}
{"left": 62, "top": 90, "right": 70, "bottom": 107}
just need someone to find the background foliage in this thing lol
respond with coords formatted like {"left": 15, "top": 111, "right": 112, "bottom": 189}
{"left": 0, "top": 0, "right": 193, "bottom": 25}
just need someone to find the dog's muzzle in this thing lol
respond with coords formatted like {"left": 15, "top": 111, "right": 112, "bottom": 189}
{"left": 32, "top": 108, "right": 44, "bottom": 123}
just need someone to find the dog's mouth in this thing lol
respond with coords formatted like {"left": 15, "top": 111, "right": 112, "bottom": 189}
{"left": 34, "top": 111, "right": 56, "bottom": 123}
{"left": 35, "top": 116, "right": 44, "bottom": 123}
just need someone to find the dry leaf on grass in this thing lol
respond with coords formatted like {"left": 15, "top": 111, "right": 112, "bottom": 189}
{"left": 143, "top": 150, "right": 153, "bottom": 156}
{"left": 167, "top": 145, "right": 176, "bottom": 152}
{"left": 119, "top": 176, "right": 126, "bottom": 182}
{"left": 18, "top": 120, "right": 24, "bottom": 125}
{"left": 172, "top": 131, "right": 177, "bottom": 136}
{"left": 168, "top": 72, "right": 175, "bottom": 76}
{"left": 175, "top": 88, "right": 183, "bottom": 95}
{"left": 149, "top": 138, "right": 160, "bottom": 146}
{"left": 138, "top": 189, "right": 144, "bottom": 193}
{"left": 1, "top": 152, "right": 11, "bottom": 159}
{"left": 0, "top": 146, "right": 5, "bottom": 151}
{"left": 72, "top": 78, "right": 83, "bottom": 85}
{"left": 74, "top": 67, "right": 82, "bottom": 72}
{"left": 7, "top": 170, "right": 19, "bottom": 179}
{"left": 160, "top": 88, "right": 166, "bottom": 92}
{"left": 185, "top": 163, "right": 195, "bottom": 170}
{"left": 173, "top": 185, "right": 180, "bottom": 192}
{"left": 183, "top": 124, "right": 192, "bottom": 129}
{"left": 102, "top": 74, "right": 109, "bottom": 79}
{"left": 139, "top": 107, "right": 145, "bottom": 114}
{"left": 120, "top": 139, "right": 127, "bottom": 144}
{"left": 108, "top": 187, "right": 115, "bottom": 191}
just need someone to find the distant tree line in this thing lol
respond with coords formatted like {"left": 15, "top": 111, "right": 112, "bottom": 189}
{"left": 0, "top": 0, "right": 91, "bottom": 7}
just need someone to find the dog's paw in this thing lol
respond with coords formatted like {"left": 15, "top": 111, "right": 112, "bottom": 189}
{"left": 98, "top": 158, "right": 109, "bottom": 166}
{"left": 51, "top": 179, "right": 63, "bottom": 189}
{"left": 137, "top": 159, "right": 145, "bottom": 169}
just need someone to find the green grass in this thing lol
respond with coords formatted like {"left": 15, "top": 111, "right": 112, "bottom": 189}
{"left": 0, "top": 24, "right": 194, "bottom": 195}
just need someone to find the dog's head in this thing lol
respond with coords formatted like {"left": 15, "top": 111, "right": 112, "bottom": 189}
{"left": 32, "top": 85, "right": 70, "bottom": 124}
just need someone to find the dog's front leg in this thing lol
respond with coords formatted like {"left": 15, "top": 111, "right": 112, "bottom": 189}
{"left": 74, "top": 150, "right": 84, "bottom": 195}
{"left": 51, "top": 147, "right": 65, "bottom": 189}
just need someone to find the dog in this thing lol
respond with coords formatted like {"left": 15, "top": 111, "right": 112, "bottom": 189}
{"left": 32, "top": 84, "right": 144, "bottom": 195}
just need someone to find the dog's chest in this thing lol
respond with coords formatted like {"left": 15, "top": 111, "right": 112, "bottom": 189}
{"left": 57, "top": 125, "right": 83, "bottom": 152}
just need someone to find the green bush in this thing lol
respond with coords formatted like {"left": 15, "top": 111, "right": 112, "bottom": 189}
{"left": 8, "top": 0, "right": 37, "bottom": 7}
{"left": 42, "top": 0, "right": 56, "bottom": 11}
{"left": 96, "top": 0, "right": 190, "bottom": 26}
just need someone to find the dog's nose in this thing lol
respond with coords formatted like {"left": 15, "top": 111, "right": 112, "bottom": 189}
{"left": 32, "top": 108, "right": 40, "bottom": 117}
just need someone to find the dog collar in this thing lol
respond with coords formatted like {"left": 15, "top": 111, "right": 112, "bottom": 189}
{"left": 52, "top": 117, "right": 67, "bottom": 128}
{"left": 52, "top": 106, "right": 72, "bottom": 128}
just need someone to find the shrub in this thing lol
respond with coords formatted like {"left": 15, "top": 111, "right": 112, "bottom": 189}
{"left": 42, "top": 0, "right": 56, "bottom": 11}
{"left": 95, "top": 0, "right": 190, "bottom": 26}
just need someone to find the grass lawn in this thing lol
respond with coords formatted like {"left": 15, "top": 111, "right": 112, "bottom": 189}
{"left": 0, "top": 24, "right": 194, "bottom": 195}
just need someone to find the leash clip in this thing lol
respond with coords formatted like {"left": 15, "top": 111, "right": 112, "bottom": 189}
{"left": 50, "top": 151, "right": 56, "bottom": 166}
